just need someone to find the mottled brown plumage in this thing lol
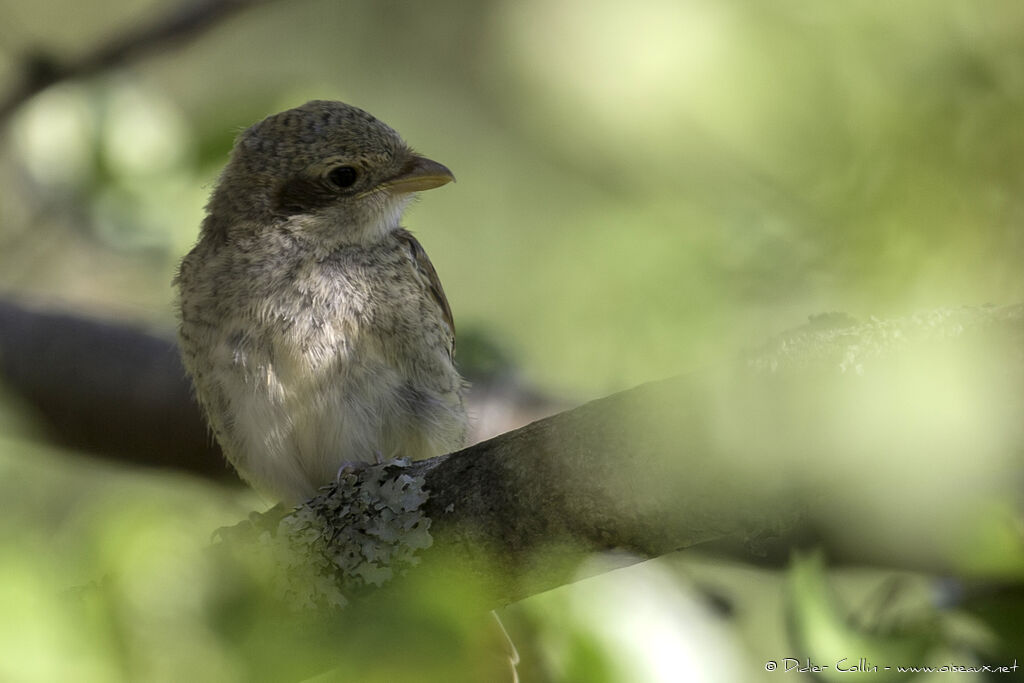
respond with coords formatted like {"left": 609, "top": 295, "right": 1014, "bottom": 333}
{"left": 175, "top": 101, "right": 467, "bottom": 503}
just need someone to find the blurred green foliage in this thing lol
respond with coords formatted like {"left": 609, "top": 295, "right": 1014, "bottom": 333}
{"left": 1, "top": 0, "right": 1023, "bottom": 680}
{"left": 3, "top": 0, "right": 1023, "bottom": 394}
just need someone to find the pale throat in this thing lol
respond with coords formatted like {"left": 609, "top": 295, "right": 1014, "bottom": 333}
{"left": 361, "top": 193, "right": 414, "bottom": 244}
{"left": 288, "top": 194, "right": 414, "bottom": 252}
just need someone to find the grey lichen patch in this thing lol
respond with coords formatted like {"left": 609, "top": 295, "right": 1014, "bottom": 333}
{"left": 216, "top": 459, "right": 432, "bottom": 610}
{"left": 747, "top": 305, "right": 1018, "bottom": 375}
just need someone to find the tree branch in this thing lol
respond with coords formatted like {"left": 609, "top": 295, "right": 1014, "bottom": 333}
{"left": 0, "top": 299, "right": 234, "bottom": 479}
{"left": 0, "top": 0, "right": 276, "bottom": 123}
{"left": 221, "top": 304, "right": 1024, "bottom": 612}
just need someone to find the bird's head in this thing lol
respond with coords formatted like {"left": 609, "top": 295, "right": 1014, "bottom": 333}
{"left": 204, "top": 100, "right": 454, "bottom": 246}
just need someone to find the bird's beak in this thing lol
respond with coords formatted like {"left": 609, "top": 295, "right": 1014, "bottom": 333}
{"left": 380, "top": 155, "right": 455, "bottom": 195}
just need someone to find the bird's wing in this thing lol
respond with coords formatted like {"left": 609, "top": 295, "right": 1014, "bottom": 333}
{"left": 395, "top": 229, "right": 456, "bottom": 358}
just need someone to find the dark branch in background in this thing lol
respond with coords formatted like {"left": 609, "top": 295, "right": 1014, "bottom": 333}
{"left": 0, "top": 0, "right": 276, "bottom": 123}
{"left": 0, "top": 298, "right": 561, "bottom": 478}
{"left": 0, "top": 299, "right": 235, "bottom": 480}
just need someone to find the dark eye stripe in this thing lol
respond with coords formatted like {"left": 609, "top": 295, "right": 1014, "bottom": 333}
{"left": 274, "top": 176, "right": 335, "bottom": 216}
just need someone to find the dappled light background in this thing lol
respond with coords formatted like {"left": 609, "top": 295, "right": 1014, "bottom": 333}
{"left": 1, "top": 0, "right": 1023, "bottom": 681}
{"left": 4, "top": 0, "right": 1020, "bottom": 395}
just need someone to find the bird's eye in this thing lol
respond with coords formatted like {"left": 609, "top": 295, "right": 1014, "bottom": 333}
{"left": 327, "top": 165, "right": 358, "bottom": 189}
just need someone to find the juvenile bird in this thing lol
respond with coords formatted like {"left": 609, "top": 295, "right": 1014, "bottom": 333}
{"left": 175, "top": 100, "right": 467, "bottom": 503}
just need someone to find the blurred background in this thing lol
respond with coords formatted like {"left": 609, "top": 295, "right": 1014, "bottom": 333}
{"left": 1, "top": 0, "right": 1023, "bottom": 681}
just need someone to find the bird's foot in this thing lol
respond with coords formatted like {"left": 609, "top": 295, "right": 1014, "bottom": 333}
{"left": 333, "top": 450, "right": 387, "bottom": 481}
{"left": 334, "top": 460, "right": 370, "bottom": 482}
